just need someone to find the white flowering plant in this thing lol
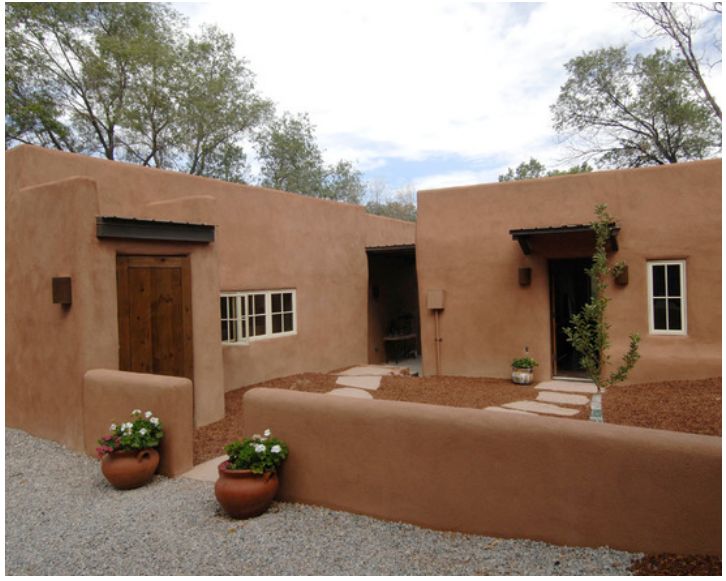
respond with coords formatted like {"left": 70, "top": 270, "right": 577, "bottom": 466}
{"left": 96, "top": 409, "right": 164, "bottom": 458}
{"left": 223, "top": 429, "right": 289, "bottom": 474}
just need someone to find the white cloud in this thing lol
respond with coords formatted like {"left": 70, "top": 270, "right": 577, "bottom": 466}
{"left": 178, "top": 1, "right": 722, "bottom": 186}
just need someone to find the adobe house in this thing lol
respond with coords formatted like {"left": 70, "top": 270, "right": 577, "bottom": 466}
{"left": 416, "top": 159, "right": 721, "bottom": 383}
{"left": 5, "top": 145, "right": 416, "bottom": 456}
{"left": 4, "top": 146, "right": 721, "bottom": 468}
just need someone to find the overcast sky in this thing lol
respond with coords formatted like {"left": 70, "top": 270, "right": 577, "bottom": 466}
{"left": 177, "top": 2, "right": 722, "bottom": 193}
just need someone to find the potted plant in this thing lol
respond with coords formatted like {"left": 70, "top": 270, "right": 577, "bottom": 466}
{"left": 215, "top": 429, "right": 289, "bottom": 519}
{"left": 96, "top": 409, "right": 164, "bottom": 490}
{"left": 511, "top": 357, "right": 538, "bottom": 385}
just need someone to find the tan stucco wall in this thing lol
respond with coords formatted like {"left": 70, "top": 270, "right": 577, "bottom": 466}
{"left": 416, "top": 159, "right": 722, "bottom": 382}
{"left": 83, "top": 370, "right": 194, "bottom": 477}
{"left": 5, "top": 145, "right": 414, "bottom": 452}
{"left": 244, "top": 388, "right": 722, "bottom": 555}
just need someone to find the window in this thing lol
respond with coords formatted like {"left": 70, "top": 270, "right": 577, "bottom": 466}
{"left": 647, "top": 261, "right": 686, "bottom": 334}
{"left": 220, "top": 290, "right": 296, "bottom": 343}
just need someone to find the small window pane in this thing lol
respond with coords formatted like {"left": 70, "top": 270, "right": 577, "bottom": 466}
{"left": 254, "top": 294, "right": 265, "bottom": 313}
{"left": 254, "top": 315, "right": 266, "bottom": 336}
{"left": 653, "top": 298, "right": 667, "bottom": 330}
{"left": 272, "top": 293, "right": 281, "bottom": 312}
{"left": 652, "top": 265, "right": 666, "bottom": 296}
{"left": 221, "top": 320, "right": 228, "bottom": 341}
{"left": 668, "top": 298, "right": 682, "bottom": 330}
{"left": 272, "top": 314, "right": 282, "bottom": 333}
{"left": 220, "top": 297, "right": 227, "bottom": 318}
{"left": 239, "top": 296, "right": 245, "bottom": 316}
{"left": 283, "top": 293, "right": 293, "bottom": 312}
{"left": 283, "top": 313, "right": 294, "bottom": 332}
{"left": 667, "top": 265, "right": 681, "bottom": 296}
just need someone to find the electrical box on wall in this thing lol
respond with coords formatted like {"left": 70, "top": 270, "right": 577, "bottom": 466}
{"left": 426, "top": 289, "right": 445, "bottom": 310}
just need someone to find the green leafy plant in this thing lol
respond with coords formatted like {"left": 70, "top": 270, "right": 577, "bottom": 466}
{"left": 564, "top": 204, "right": 641, "bottom": 391}
{"left": 224, "top": 429, "right": 289, "bottom": 474}
{"left": 511, "top": 357, "right": 539, "bottom": 369}
{"left": 96, "top": 409, "right": 164, "bottom": 458}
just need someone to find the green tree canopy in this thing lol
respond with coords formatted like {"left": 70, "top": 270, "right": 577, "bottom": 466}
{"left": 6, "top": 3, "right": 271, "bottom": 180}
{"left": 365, "top": 184, "right": 417, "bottom": 222}
{"left": 498, "top": 158, "right": 592, "bottom": 182}
{"left": 552, "top": 46, "right": 720, "bottom": 167}
{"left": 624, "top": 2, "right": 721, "bottom": 121}
{"left": 256, "top": 112, "right": 327, "bottom": 196}
{"left": 5, "top": 3, "right": 392, "bottom": 203}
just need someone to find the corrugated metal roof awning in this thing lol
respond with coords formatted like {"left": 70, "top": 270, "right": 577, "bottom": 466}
{"left": 509, "top": 223, "right": 619, "bottom": 255}
{"left": 96, "top": 216, "right": 215, "bottom": 243}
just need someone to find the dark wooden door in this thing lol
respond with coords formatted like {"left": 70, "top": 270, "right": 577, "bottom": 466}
{"left": 116, "top": 256, "right": 193, "bottom": 380}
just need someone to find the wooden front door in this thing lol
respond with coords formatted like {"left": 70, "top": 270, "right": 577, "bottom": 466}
{"left": 116, "top": 256, "right": 193, "bottom": 380}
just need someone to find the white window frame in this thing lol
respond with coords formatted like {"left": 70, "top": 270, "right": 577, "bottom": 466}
{"left": 647, "top": 260, "right": 687, "bottom": 335}
{"left": 220, "top": 289, "right": 297, "bottom": 344}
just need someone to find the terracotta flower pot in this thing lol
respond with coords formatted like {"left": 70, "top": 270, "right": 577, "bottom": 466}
{"left": 214, "top": 461, "right": 279, "bottom": 519}
{"left": 101, "top": 448, "right": 159, "bottom": 490}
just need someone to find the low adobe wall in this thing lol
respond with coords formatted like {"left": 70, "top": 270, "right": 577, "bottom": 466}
{"left": 243, "top": 388, "right": 721, "bottom": 555}
{"left": 83, "top": 370, "right": 194, "bottom": 477}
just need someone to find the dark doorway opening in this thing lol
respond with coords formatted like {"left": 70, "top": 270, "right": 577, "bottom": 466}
{"left": 366, "top": 246, "right": 421, "bottom": 366}
{"left": 549, "top": 258, "right": 592, "bottom": 378}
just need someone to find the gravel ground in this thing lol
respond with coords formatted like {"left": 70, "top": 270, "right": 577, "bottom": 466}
{"left": 7, "top": 428, "right": 637, "bottom": 576}
{"left": 603, "top": 377, "right": 721, "bottom": 436}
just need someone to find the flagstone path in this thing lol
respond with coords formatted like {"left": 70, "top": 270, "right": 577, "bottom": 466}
{"left": 485, "top": 379, "right": 597, "bottom": 419}
{"left": 183, "top": 370, "right": 598, "bottom": 481}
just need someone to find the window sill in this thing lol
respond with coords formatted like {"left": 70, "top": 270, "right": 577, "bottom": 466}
{"left": 222, "top": 331, "right": 298, "bottom": 346}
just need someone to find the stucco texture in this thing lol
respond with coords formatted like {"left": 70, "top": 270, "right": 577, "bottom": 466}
{"left": 416, "top": 159, "right": 721, "bottom": 382}
{"left": 5, "top": 145, "right": 414, "bottom": 454}
{"left": 244, "top": 388, "right": 722, "bottom": 556}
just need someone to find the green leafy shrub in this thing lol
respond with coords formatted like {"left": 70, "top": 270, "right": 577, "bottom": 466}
{"left": 512, "top": 357, "right": 539, "bottom": 369}
{"left": 224, "top": 429, "right": 289, "bottom": 474}
{"left": 564, "top": 204, "right": 640, "bottom": 391}
{"left": 96, "top": 409, "right": 164, "bottom": 458}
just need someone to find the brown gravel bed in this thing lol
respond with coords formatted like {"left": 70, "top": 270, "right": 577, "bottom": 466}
{"left": 603, "top": 377, "right": 722, "bottom": 436}
{"left": 194, "top": 372, "right": 586, "bottom": 463}
{"left": 194, "top": 373, "right": 338, "bottom": 463}
{"left": 629, "top": 553, "right": 721, "bottom": 576}
{"left": 375, "top": 374, "right": 538, "bottom": 409}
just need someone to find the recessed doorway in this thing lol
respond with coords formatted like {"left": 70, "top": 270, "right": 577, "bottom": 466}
{"left": 549, "top": 258, "right": 592, "bottom": 379}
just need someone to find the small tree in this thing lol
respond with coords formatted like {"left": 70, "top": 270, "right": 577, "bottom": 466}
{"left": 564, "top": 204, "right": 640, "bottom": 391}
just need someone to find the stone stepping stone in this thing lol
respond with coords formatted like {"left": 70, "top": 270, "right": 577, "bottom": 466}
{"left": 327, "top": 387, "right": 374, "bottom": 399}
{"left": 536, "top": 391, "right": 590, "bottom": 406}
{"left": 535, "top": 380, "right": 597, "bottom": 394}
{"left": 180, "top": 455, "right": 226, "bottom": 483}
{"left": 484, "top": 406, "right": 535, "bottom": 415}
{"left": 336, "top": 365, "right": 404, "bottom": 377}
{"left": 335, "top": 376, "right": 381, "bottom": 390}
{"left": 502, "top": 400, "right": 581, "bottom": 416}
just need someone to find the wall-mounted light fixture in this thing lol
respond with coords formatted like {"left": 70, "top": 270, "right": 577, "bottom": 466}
{"left": 52, "top": 277, "right": 72, "bottom": 305}
{"left": 518, "top": 267, "right": 532, "bottom": 287}
{"left": 614, "top": 264, "right": 629, "bottom": 286}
